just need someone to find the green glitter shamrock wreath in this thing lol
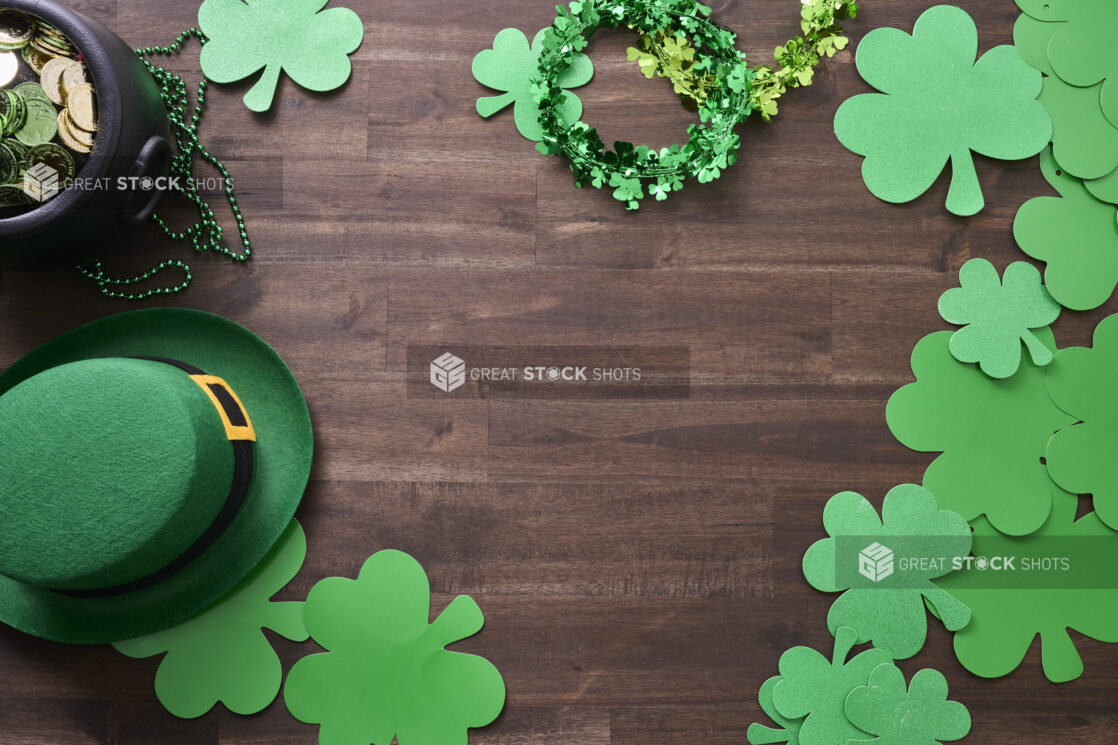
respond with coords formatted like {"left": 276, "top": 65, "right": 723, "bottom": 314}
{"left": 474, "top": 0, "right": 858, "bottom": 210}
{"left": 532, "top": 0, "right": 753, "bottom": 210}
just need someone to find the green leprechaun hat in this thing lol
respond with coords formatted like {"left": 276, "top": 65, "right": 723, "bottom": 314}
{"left": 0, "top": 309, "right": 313, "bottom": 644}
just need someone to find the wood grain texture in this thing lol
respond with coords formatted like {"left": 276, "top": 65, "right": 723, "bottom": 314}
{"left": 2, "top": 0, "right": 1118, "bottom": 743}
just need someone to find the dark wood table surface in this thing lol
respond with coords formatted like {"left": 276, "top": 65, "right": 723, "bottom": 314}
{"left": 2, "top": 0, "right": 1116, "bottom": 742}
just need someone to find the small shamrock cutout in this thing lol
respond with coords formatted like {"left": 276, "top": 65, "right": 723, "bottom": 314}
{"left": 283, "top": 550, "right": 505, "bottom": 745}
{"left": 113, "top": 520, "right": 309, "bottom": 718}
{"left": 473, "top": 28, "right": 593, "bottom": 141}
{"left": 198, "top": 0, "right": 364, "bottom": 112}
{"left": 748, "top": 676, "right": 804, "bottom": 745}
{"left": 845, "top": 665, "right": 971, "bottom": 745}
{"left": 936, "top": 484, "right": 1118, "bottom": 682}
{"left": 938, "top": 258, "right": 1061, "bottom": 379}
{"left": 834, "top": 5, "right": 1050, "bottom": 216}
{"left": 886, "top": 330, "right": 1075, "bottom": 536}
{"left": 1014, "top": 148, "right": 1118, "bottom": 311}
{"left": 802, "top": 485, "right": 972, "bottom": 660}
{"left": 1046, "top": 314, "right": 1118, "bottom": 530}
{"left": 771, "top": 627, "right": 892, "bottom": 745}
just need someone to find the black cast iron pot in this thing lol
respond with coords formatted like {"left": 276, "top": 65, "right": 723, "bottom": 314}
{"left": 0, "top": 0, "right": 170, "bottom": 270}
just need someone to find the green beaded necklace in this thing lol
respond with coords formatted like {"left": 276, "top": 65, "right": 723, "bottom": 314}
{"left": 78, "top": 29, "right": 250, "bottom": 300}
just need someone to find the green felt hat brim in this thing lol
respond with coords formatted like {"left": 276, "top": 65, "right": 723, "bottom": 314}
{"left": 0, "top": 309, "right": 313, "bottom": 645}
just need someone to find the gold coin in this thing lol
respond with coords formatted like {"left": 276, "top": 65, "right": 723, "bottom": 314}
{"left": 56, "top": 110, "right": 91, "bottom": 153}
{"left": 66, "top": 83, "right": 96, "bottom": 131}
{"left": 22, "top": 45, "right": 53, "bottom": 74}
{"left": 0, "top": 50, "right": 16, "bottom": 88}
{"left": 40, "top": 58, "right": 71, "bottom": 106}
{"left": 31, "top": 36, "right": 73, "bottom": 60}
{"left": 61, "top": 62, "right": 88, "bottom": 97}
{"left": 63, "top": 109, "right": 94, "bottom": 147}
{"left": 0, "top": 11, "right": 34, "bottom": 48}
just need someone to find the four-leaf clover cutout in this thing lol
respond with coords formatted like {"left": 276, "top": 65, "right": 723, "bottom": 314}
{"left": 113, "top": 520, "right": 310, "bottom": 718}
{"left": 802, "top": 485, "right": 972, "bottom": 660}
{"left": 473, "top": 28, "right": 593, "bottom": 141}
{"left": 938, "top": 258, "right": 1060, "bottom": 379}
{"left": 283, "top": 550, "right": 506, "bottom": 745}
{"left": 835, "top": 4, "right": 1051, "bottom": 216}
{"left": 198, "top": 0, "right": 364, "bottom": 112}
{"left": 845, "top": 665, "right": 971, "bottom": 745}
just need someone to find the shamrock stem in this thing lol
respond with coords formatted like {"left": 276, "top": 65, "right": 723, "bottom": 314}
{"left": 746, "top": 724, "right": 791, "bottom": 745}
{"left": 1021, "top": 330, "right": 1054, "bottom": 367}
{"left": 945, "top": 151, "right": 984, "bottom": 217}
{"left": 1040, "top": 628, "right": 1084, "bottom": 682}
{"left": 428, "top": 595, "right": 485, "bottom": 648}
{"left": 923, "top": 587, "right": 971, "bottom": 632}
{"left": 832, "top": 626, "right": 858, "bottom": 666}
{"left": 244, "top": 64, "right": 283, "bottom": 113}
{"left": 476, "top": 92, "right": 517, "bottom": 118}
{"left": 261, "top": 601, "right": 310, "bottom": 642}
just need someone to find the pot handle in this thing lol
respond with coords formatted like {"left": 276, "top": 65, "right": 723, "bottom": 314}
{"left": 118, "top": 135, "right": 171, "bottom": 227}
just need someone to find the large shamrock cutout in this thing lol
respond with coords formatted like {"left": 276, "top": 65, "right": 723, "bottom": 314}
{"left": 886, "top": 330, "right": 1075, "bottom": 536}
{"left": 198, "top": 0, "right": 364, "bottom": 112}
{"left": 113, "top": 520, "right": 309, "bottom": 718}
{"left": 771, "top": 627, "right": 892, "bottom": 745}
{"left": 283, "top": 550, "right": 505, "bottom": 745}
{"left": 1013, "top": 148, "right": 1118, "bottom": 311}
{"left": 747, "top": 676, "right": 804, "bottom": 745}
{"left": 1046, "top": 314, "right": 1118, "bottom": 530}
{"left": 845, "top": 665, "right": 971, "bottom": 745}
{"left": 802, "top": 485, "right": 972, "bottom": 660}
{"left": 834, "top": 4, "right": 1050, "bottom": 216}
{"left": 938, "top": 258, "right": 1060, "bottom": 379}
{"left": 473, "top": 28, "right": 593, "bottom": 141}
{"left": 935, "top": 483, "right": 1118, "bottom": 682}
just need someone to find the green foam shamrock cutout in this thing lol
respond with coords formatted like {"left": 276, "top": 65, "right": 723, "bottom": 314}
{"left": 935, "top": 483, "right": 1118, "bottom": 682}
{"left": 283, "top": 549, "right": 505, "bottom": 745}
{"left": 802, "top": 485, "right": 972, "bottom": 660}
{"left": 1038, "top": 74, "right": 1118, "bottom": 182}
{"left": 473, "top": 28, "right": 593, "bottom": 142}
{"left": 834, "top": 5, "right": 1050, "bottom": 216}
{"left": 886, "top": 330, "right": 1075, "bottom": 536}
{"left": 113, "top": 520, "right": 309, "bottom": 718}
{"left": 844, "top": 665, "right": 971, "bottom": 745}
{"left": 938, "top": 258, "right": 1060, "bottom": 379}
{"left": 771, "top": 627, "right": 892, "bottom": 745}
{"left": 1011, "top": 12, "right": 1055, "bottom": 77}
{"left": 1030, "top": 0, "right": 1118, "bottom": 126}
{"left": 1046, "top": 314, "right": 1118, "bottom": 531}
{"left": 198, "top": 0, "right": 364, "bottom": 112}
{"left": 1013, "top": 148, "right": 1118, "bottom": 311}
{"left": 1012, "top": 2, "right": 1118, "bottom": 181}
{"left": 747, "top": 676, "right": 804, "bottom": 745}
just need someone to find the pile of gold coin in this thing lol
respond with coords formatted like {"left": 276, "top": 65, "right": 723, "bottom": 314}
{"left": 0, "top": 8, "right": 96, "bottom": 210}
